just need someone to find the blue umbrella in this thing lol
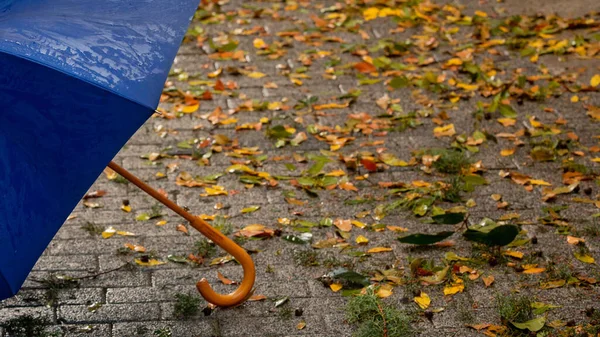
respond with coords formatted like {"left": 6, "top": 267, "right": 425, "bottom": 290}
{"left": 0, "top": 0, "right": 255, "bottom": 307}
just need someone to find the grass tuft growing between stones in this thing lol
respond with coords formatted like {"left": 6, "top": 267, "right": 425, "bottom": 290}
{"left": 496, "top": 293, "right": 533, "bottom": 324}
{"left": 346, "top": 288, "right": 415, "bottom": 337}
{"left": 1, "top": 315, "right": 52, "bottom": 337}
{"left": 173, "top": 293, "right": 201, "bottom": 319}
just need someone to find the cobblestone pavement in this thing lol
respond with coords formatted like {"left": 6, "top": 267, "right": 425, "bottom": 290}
{"left": 2, "top": 0, "right": 600, "bottom": 336}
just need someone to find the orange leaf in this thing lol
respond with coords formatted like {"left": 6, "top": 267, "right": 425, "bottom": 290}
{"left": 482, "top": 275, "right": 494, "bottom": 287}
{"left": 248, "top": 294, "right": 267, "bottom": 301}
{"left": 176, "top": 224, "right": 189, "bottom": 235}
{"left": 217, "top": 272, "right": 237, "bottom": 285}
{"left": 354, "top": 62, "right": 377, "bottom": 73}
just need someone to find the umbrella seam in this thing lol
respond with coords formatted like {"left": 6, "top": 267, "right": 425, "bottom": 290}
{"left": 0, "top": 49, "right": 158, "bottom": 111}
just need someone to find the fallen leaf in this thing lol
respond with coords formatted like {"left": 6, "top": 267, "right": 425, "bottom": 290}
{"left": 433, "top": 124, "right": 456, "bottom": 138}
{"left": 482, "top": 275, "right": 495, "bottom": 287}
{"left": 330, "top": 283, "right": 343, "bottom": 292}
{"left": 101, "top": 226, "right": 116, "bottom": 239}
{"left": 566, "top": 236, "right": 585, "bottom": 245}
{"left": 135, "top": 258, "right": 166, "bottom": 267}
{"left": 591, "top": 74, "right": 600, "bottom": 87}
{"left": 247, "top": 71, "right": 266, "bottom": 79}
{"left": 355, "top": 235, "right": 369, "bottom": 244}
{"left": 414, "top": 291, "right": 431, "bottom": 309}
{"left": 367, "top": 247, "right": 393, "bottom": 253}
{"left": 217, "top": 272, "right": 237, "bottom": 285}
{"left": 574, "top": 252, "right": 595, "bottom": 264}
{"left": 176, "top": 224, "right": 189, "bottom": 235}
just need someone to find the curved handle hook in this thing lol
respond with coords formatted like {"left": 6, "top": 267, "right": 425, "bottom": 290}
{"left": 190, "top": 218, "right": 256, "bottom": 307}
{"left": 106, "top": 162, "right": 256, "bottom": 307}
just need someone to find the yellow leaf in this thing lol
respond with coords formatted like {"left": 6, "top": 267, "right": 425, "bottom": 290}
{"left": 326, "top": 170, "right": 347, "bottom": 177}
{"left": 474, "top": 10, "right": 488, "bottom": 17}
{"left": 104, "top": 167, "right": 118, "bottom": 180}
{"left": 313, "top": 102, "right": 350, "bottom": 110}
{"left": 253, "top": 38, "right": 267, "bottom": 49}
{"left": 414, "top": 291, "right": 431, "bottom": 309}
{"left": 218, "top": 118, "right": 238, "bottom": 125}
{"left": 540, "top": 279, "right": 566, "bottom": 289}
{"left": 500, "top": 148, "right": 515, "bottom": 156}
{"left": 591, "top": 158, "right": 600, "bottom": 163}
{"left": 135, "top": 258, "right": 166, "bottom": 267}
{"left": 207, "top": 68, "right": 222, "bottom": 78}
{"left": 376, "top": 284, "right": 394, "bottom": 298}
{"left": 503, "top": 250, "right": 524, "bottom": 259}
{"left": 571, "top": 95, "right": 579, "bottom": 103}
{"left": 443, "top": 281, "right": 464, "bottom": 296}
{"left": 296, "top": 320, "right": 306, "bottom": 330}
{"left": 367, "top": 247, "right": 393, "bottom": 253}
{"left": 291, "top": 78, "right": 303, "bottom": 86}
{"left": 351, "top": 220, "right": 366, "bottom": 229}
{"left": 121, "top": 205, "right": 132, "bottom": 213}
{"left": 590, "top": 74, "right": 600, "bottom": 87}
{"left": 101, "top": 226, "right": 116, "bottom": 239}
{"left": 575, "top": 252, "right": 595, "bottom": 264}
{"left": 433, "top": 124, "right": 456, "bottom": 138}
{"left": 116, "top": 230, "right": 136, "bottom": 237}
{"left": 201, "top": 185, "right": 228, "bottom": 196}
{"left": 522, "top": 267, "right": 546, "bottom": 274}
{"left": 456, "top": 83, "right": 479, "bottom": 91}
{"left": 330, "top": 283, "right": 343, "bottom": 292}
{"left": 181, "top": 104, "right": 199, "bottom": 113}
{"left": 247, "top": 72, "right": 266, "bottom": 79}
{"left": 156, "top": 220, "right": 167, "bottom": 226}
{"left": 529, "top": 179, "right": 551, "bottom": 186}
{"left": 356, "top": 235, "right": 369, "bottom": 244}
{"left": 497, "top": 118, "right": 516, "bottom": 127}
{"left": 445, "top": 58, "right": 463, "bottom": 66}
{"left": 386, "top": 226, "right": 408, "bottom": 232}
{"left": 363, "top": 7, "right": 379, "bottom": 21}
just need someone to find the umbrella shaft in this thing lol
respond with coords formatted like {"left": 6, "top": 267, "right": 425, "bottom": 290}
{"left": 107, "top": 161, "right": 216, "bottom": 240}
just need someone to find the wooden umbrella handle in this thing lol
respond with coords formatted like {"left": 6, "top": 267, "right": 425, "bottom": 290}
{"left": 107, "top": 161, "right": 255, "bottom": 307}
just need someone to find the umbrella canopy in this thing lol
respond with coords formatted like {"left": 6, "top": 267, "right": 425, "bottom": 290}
{"left": 0, "top": 0, "right": 199, "bottom": 300}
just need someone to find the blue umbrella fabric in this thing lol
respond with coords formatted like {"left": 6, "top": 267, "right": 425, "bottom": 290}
{"left": 0, "top": 0, "right": 199, "bottom": 300}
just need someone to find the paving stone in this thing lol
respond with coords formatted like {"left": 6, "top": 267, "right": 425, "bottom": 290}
{"left": 58, "top": 303, "right": 161, "bottom": 323}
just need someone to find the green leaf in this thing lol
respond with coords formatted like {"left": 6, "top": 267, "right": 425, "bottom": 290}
{"left": 510, "top": 316, "right": 545, "bottom": 332}
{"left": 463, "top": 225, "right": 519, "bottom": 247}
{"left": 267, "top": 125, "right": 292, "bottom": 139}
{"left": 390, "top": 76, "right": 410, "bottom": 89}
{"left": 167, "top": 255, "right": 188, "bottom": 264}
{"left": 498, "top": 104, "right": 517, "bottom": 118}
{"left": 136, "top": 213, "right": 150, "bottom": 221}
{"left": 241, "top": 206, "right": 260, "bottom": 213}
{"left": 397, "top": 231, "right": 454, "bottom": 245}
{"left": 177, "top": 141, "right": 192, "bottom": 149}
{"left": 328, "top": 268, "right": 370, "bottom": 288}
{"left": 432, "top": 212, "right": 466, "bottom": 225}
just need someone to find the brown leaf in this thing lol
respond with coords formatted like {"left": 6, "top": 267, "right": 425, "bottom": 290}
{"left": 176, "top": 224, "right": 189, "bottom": 235}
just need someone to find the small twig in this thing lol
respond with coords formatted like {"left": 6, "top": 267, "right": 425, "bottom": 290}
{"left": 71, "top": 262, "right": 132, "bottom": 281}
{"left": 376, "top": 301, "right": 388, "bottom": 337}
